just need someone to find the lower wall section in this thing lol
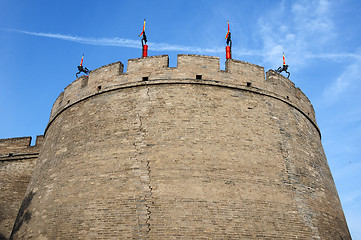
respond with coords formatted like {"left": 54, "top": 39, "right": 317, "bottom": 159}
{"left": 11, "top": 84, "right": 350, "bottom": 239}
{"left": 0, "top": 158, "right": 38, "bottom": 240}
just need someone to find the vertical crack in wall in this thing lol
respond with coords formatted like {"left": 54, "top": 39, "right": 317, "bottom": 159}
{"left": 265, "top": 99, "right": 321, "bottom": 239}
{"left": 146, "top": 86, "right": 150, "bottom": 100}
{"left": 131, "top": 86, "right": 152, "bottom": 239}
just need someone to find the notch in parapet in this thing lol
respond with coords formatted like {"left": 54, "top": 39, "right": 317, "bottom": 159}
{"left": 177, "top": 54, "right": 220, "bottom": 71}
{"left": 0, "top": 136, "right": 44, "bottom": 158}
{"left": 0, "top": 136, "right": 41, "bottom": 153}
{"left": 127, "top": 55, "right": 169, "bottom": 73}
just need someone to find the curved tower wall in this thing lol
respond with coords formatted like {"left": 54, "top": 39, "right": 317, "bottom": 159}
{"left": 11, "top": 55, "right": 350, "bottom": 239}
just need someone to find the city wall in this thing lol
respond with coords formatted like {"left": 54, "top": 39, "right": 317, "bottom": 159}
{"left": 1, "top": 55, "right": 350, "bottom": 239}
{"left": 0, "top": 136, "right": 43, "bottom": 239}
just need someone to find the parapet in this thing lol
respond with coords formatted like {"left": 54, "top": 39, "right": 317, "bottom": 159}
{"left": 47, "top": 54, "right": 319, "bottom": 137}
{"left": 226, "top": 59, "right": 265, "bottom": 87}
{"left": 177, "top": 54, "right": 220, "bottom": 71}
{"left": 266, "top": 70, "right": 316, "bottom": 123}
{"left": 0, "top": 136, "right": 44, "bottom": 160}
{"left": 127, "top": 55, "right": 169, "bottom": 73}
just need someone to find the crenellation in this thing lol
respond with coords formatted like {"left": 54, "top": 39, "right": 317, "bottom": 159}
{"left": 0, "top": 135, "right": 43, "bottom": 164}
{"left": 0, "top": 136, "right": 44, "bottom": 155}
{"left": 171, "top": 54, "right": 221, "bottom": 81}
{"left": 89, "top": 61, "right": 124, "bottom": 87}
{"left": 127, "top": 55, "right": 169, "bottom": 73}
{"left": 34, "top": 135, "right": 44, "bottom": 148}
{"left": 63, "top": 76, "right": 85, "bottom": 103}
{"left": 0, "top": 137, "right": 32, "bottom": 153}
{"left": 63, "top": 75, "right": 95, "bottom": 105}
{"left": 177, "top": 54, "right": 220, "bottom": 71}
{"left": 225, "top": 59, "right": 265, "bottom": 88}
{"left": 48, "top": 55, "right": 318, "bottom": 137}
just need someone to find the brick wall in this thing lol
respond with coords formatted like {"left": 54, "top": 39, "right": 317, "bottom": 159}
{"left": 6, "top": 55, "right": 350, "bottom": 239}
{"left": 0, "top": 136, "right": 43, "bottom": 239}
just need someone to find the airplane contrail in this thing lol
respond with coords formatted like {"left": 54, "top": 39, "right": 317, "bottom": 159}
{"left": 6, "top": 28, "right": 227, "bottom": 54}
{"left": 6, "top": 28, "right": 358, "bottom": 60}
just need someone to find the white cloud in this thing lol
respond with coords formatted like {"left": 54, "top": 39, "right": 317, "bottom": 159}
{"left": 323, "top": 58, "right": 361, "bottom": 104}
{"left": 291, "top": 0, "right": 335, "bottom": 42}
{"left": 257, "top": 0, "right": 336, "bottom": 69}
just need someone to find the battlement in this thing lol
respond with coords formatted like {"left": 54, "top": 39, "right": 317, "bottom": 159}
{"left": 127, "top": 55, "right": 169, "bottom": 73}
{"left": 0, "top": 136, "right": 44, "bottom": 160}
{"left": 48, "top": 54, "right": 319, "bottom": 136}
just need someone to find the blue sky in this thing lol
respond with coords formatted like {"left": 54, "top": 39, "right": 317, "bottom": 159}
{"left": 0, "top": 0, "right": 360, "bottom": 238}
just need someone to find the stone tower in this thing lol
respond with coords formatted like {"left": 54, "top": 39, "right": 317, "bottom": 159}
{"left": 7, "top": 55, "right": 350, "bottom": 239}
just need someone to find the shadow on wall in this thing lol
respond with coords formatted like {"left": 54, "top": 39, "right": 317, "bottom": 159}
{"left": 9, "top": 191, "right": 35, "bottom": 240}
{"left": 0, "top": 233, "right": 7, "bottom": 240}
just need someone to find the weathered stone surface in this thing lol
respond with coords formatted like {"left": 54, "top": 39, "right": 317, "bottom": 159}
{"left": 0, "top": 136, "right": 43, "bottom": 239}
{"left": 2, "top": 55, "right": 350, "bottom": 239}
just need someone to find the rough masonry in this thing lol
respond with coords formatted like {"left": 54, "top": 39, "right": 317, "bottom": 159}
{"left": 1, "top": 54, "right": 351, "bottom": 239}
{"left": 0, "top": 136, "right": 43, "bottom": 240}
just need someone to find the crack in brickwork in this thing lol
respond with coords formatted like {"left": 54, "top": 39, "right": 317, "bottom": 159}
{"left": 137, "top": 114, "right": 152, "bottom": 235}
{"left": 146, "top": 87, "right": 150, "bottom": 100}
{"left": 131, "top": 87, "right": 152, "bottom": 239}
{"left": 144, "top": 85, "right": 152, "bottom": 237}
